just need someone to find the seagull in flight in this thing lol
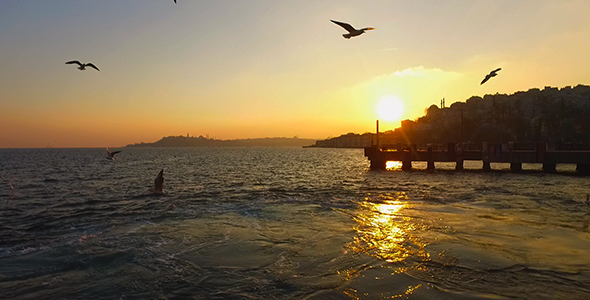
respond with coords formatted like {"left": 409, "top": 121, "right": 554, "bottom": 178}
{"left": 66, "top": 60, "right": 100, "bottom": 71}
{"left": 480, "top": 68, "right": 501, "bottom": 85}
{"left": 331, "top": 20, "right": 375, "bottom": 39}
{"left": 106, "top": 148, "right": 121, "bottom": 160}
{"left": 153, "top": 169, "right": 164, "bottom": 194}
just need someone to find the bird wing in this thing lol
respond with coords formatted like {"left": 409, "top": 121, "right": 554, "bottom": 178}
{"left": 65, "top": 60, "right": 82, "bottom": 66}
{"left": 154, "top": 169, "right": 164, "bottom": 192}
{"left": 0, "top": 174, "right": 13, "bottom": 191}
{"left": 480, "top": 75, "right": 491, "bottom": 85}
{"left": 492, "top": 68, "right": 501, "bottom": 73}
{"left": 0, "top": 173, "right": 15, "bottom": 203}
{"left": 331, "top": 20, "right": 356, "bottom": 33}
{"left": 110, "top": 151, "right": 121, "bottom": 156}
{"left": 174, "top": 0, "right": 177, "bottom": 3}
{"left": 86, "top": 63, "right": 100, "bottom": 71}
{"left": 106, "top": 148, "right": 111, "bottom": 156}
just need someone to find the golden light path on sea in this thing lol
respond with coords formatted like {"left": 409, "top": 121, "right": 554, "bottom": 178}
{"left": 342, "top": 192, "right": 431, "bottom": 299}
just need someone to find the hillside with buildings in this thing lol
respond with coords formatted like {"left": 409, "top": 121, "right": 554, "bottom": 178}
{"left": 310, "top": 85, "right": 590, "bottom": 148}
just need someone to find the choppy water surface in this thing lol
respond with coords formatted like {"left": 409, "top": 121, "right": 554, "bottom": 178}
{"left": 1, "top": 148, "right": 590, "bottom": 299}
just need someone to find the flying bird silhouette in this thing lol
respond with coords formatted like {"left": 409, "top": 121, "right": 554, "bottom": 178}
{"left": 480, "top": 68, "right": 501, "bottom": 85}
{"left": 106, "top": 148, "right": 121, "bottom": 160}
{"left": 153, "top": 169, "right": 164, "bottom": 194}
{"left": 66, "top": 60, "right": 100, "bottom": 71}
{"left": 330, "top": 20, "right": 374, "bottom": 39}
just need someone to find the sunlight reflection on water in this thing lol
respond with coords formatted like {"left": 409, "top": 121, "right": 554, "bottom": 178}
{"left": 345, "top": 193, "right": 431, "bottom": 298}
{"left": 385, "top": 161, "right": 403, "bottom": 171}
{"left": 350, "top": 193, "right": 429, "bottom": 264}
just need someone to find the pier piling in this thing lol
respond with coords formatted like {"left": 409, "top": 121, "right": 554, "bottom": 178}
{"left": 577, "top": 164, "right": 590, "bottom": 175}
{"left": 482, "top": 142, "right": 491, "bottom": 171}
{"left": 427, "top": 147, "right": 435, "bottom": 170}
{"left": 455, "top": 159, "right": 464, "bottom": 171}
{"left": 510, "top": 163, "right": 522, "bottom": 172}
{"left": 371, "top": 160, "right": 386, "bottom": 170}
{"left": 402, "top": 148, "right": 412, "bottom": 171}
{"left": 543, "top": 163, "right": 556, "bottom": 173}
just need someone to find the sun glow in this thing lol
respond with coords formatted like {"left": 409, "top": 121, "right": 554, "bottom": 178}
{"left": 376, "top": 96, "right": 405, "bottom": 121}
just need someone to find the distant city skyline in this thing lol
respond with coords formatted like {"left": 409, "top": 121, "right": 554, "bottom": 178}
{"left": 1, "top": 1, "right": 589, "bottom": 147}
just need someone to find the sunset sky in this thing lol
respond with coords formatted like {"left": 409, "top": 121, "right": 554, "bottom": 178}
{"left": 1, "top": 0, "right": 589, "bottom": 147}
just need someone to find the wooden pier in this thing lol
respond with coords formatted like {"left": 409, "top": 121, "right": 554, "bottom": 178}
{"left": 365, "top": 142, "right": 590, "bottom": 174}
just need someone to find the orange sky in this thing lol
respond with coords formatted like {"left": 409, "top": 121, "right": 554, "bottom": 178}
{"left": 1, "top": 1, "right": 589, "bottom": 147}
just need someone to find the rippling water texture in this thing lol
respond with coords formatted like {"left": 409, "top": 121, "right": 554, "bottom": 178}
{"left": 1, "top": 148, "right": 590, "bottom": 299}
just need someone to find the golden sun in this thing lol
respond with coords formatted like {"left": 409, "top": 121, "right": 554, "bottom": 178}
{"left": 376, "top": 95, "right": 404, "bottom": 121}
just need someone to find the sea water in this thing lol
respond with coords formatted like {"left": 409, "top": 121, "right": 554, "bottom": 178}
{"left": 1, "top": 147, "right": 589, "bottom": 299}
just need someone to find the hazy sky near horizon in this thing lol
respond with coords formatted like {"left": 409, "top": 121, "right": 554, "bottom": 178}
{"left": 1, "top": 0, "right": 590, "bottom": 147}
